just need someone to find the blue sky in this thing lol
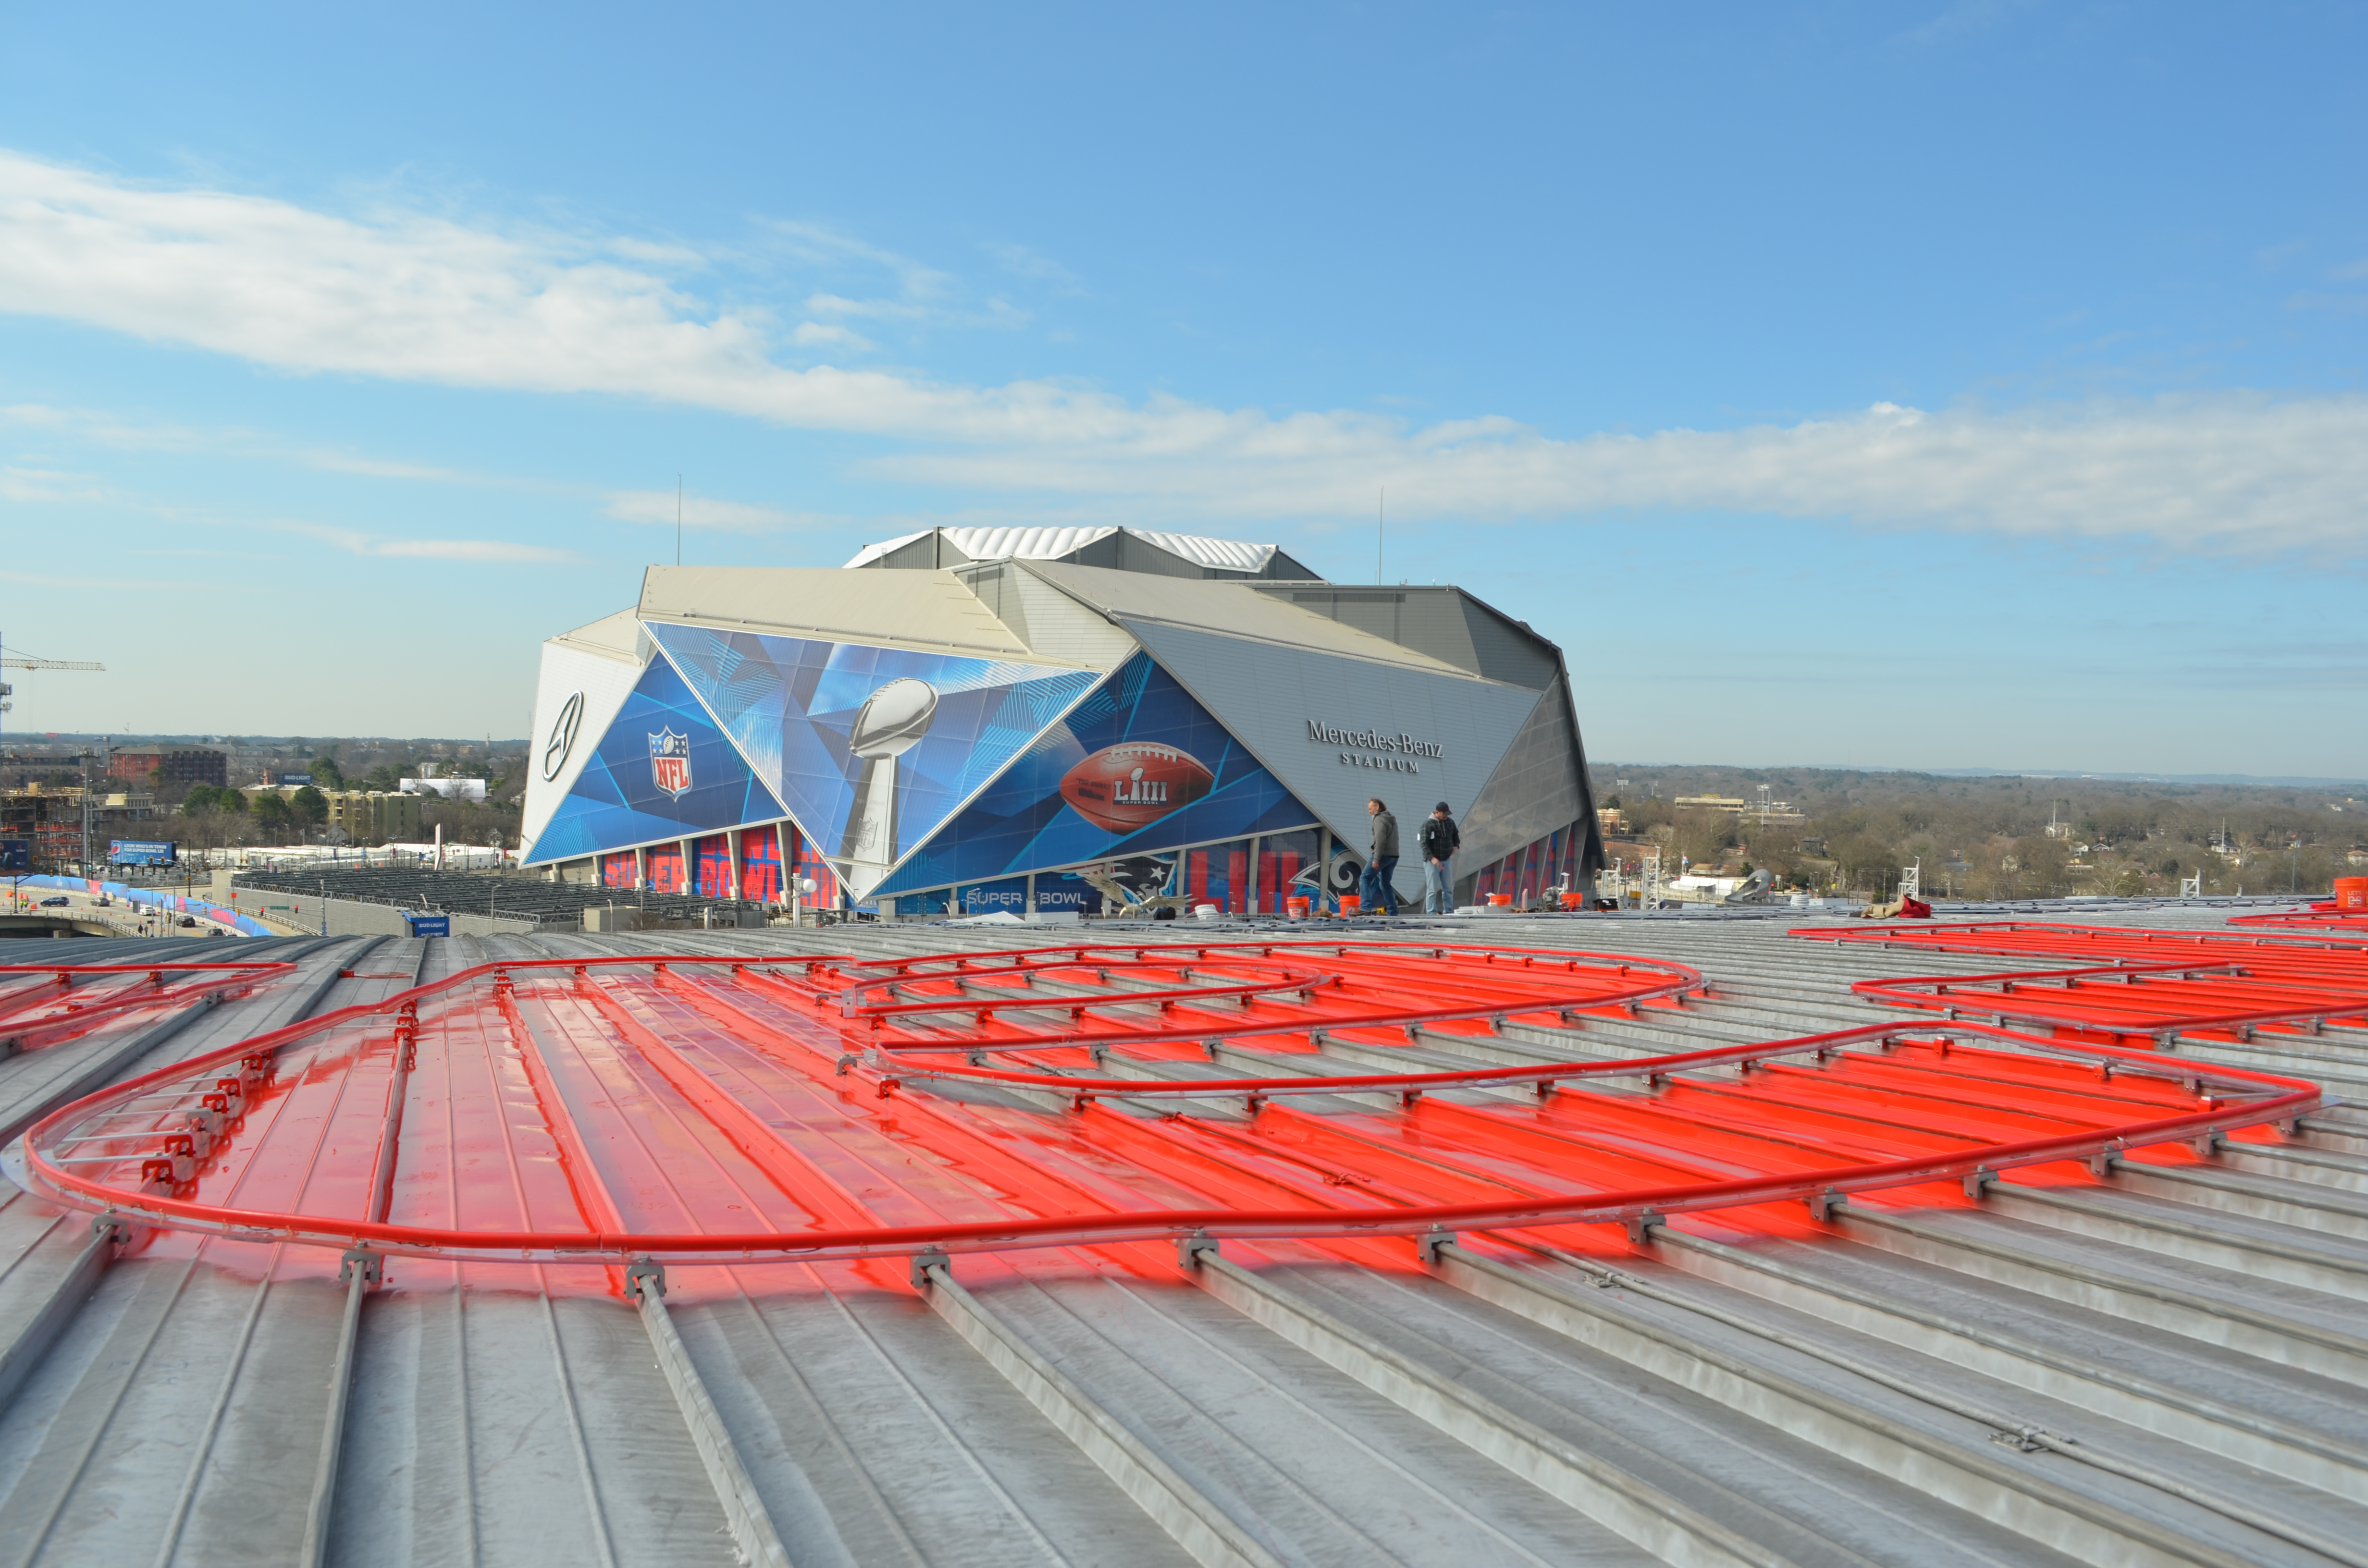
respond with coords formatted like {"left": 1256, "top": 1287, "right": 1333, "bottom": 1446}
{"left": 1, "top": 4, "right": 2362, "bottom": 777}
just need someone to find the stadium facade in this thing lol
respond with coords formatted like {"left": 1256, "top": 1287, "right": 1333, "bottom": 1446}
{"left": 519, "top": 527, "right": 1603, "bottom": 915}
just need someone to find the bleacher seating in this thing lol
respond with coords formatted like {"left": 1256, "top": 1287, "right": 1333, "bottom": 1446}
{"left": 233, "top": 865, "right": 781, "bottom": 928}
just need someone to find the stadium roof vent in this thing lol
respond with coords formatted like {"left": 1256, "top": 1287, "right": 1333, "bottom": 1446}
{"left": 845, "top": 525, "right": 1322, "bottom": 581}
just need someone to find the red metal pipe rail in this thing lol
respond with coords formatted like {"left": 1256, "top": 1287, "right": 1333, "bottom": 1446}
{"left": 1798, "top": 921, "right": 2368, "bottom": 1044}
{"left": 16, "top": 947, "right": 2321, "bottom": 1276}
{"left": 0, "top": 960, "right": 291, "bottom": 1052}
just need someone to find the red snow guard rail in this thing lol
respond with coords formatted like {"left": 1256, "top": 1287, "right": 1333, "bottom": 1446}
{"left": 20, "top": 940, "right": 2323, "bottom": 1283}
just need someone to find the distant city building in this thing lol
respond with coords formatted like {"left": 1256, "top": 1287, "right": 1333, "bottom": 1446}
{"left": 109, "top": 749, "right": 228, "bottom": 788}
{"left": 324, "top": 790, "right": 423, "bottom": 845}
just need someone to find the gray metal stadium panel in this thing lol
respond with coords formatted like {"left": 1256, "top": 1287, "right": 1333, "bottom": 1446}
{"left": 1259, "top": 588, "right": 1484, "bottom": 675}
{"left": 1258, "top": 586, "right": 1563, "bottom": 691}
{"left": 1455, "top": 595, "right": 1565, "bottom": 689}
{"left": 1116, "top": 617, "right": 1545, "bottom": 849}
{"left": 1455, "top": 675, "right": 1600, "bottom": 885}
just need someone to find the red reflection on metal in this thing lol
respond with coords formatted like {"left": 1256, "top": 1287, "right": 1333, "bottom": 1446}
{"left": 20, "top": 943, "right": 2320, "bottom": 1286}
{"left": 1799, "top": 920, "right": 2368, "bottom": 1044}
{"left": 0, "top": 960, "right": 289, "bottom": 1051}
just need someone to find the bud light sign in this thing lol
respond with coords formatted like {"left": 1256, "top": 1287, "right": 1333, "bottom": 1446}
{"left": 401, "top": 912, "right": 451, "bottom": 937}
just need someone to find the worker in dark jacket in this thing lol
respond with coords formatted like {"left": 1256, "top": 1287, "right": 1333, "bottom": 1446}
{"left": 1418, "top": 802, "right": 1460, "bottom": 913}
{"left": 1360, "top": 798, "right": 1399, "bottom": 915}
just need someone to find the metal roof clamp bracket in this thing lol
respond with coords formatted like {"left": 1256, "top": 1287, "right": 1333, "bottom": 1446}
{"left": 833, "top": 1053, "right": 859, "bottom": 1076}
{"left": 625, "top": 1257, "right": 666, "bottom": 1302}
{"left": 1244, "top": 1092, "right": 1265, "bottom": 1116}
{"left": 2087, "top": 1141, "right": 2125, "bottom": 1178}
{"left": 1533, "top": 1078, "right": 1557, "bottom": 1099}
{"left": 1962, "top": 1165, "right": 1997, "bottom": 1200}
{"left": 1069, "top": 1091, "right": 1094, "bottom": 1114}
{"left": 1806, "top": 1187, "right": 1846, "bottom": 1224}
{"left": 910, "top": 1249, "right": 949, "bottom": 1290}
{"left": 1201, "top": 1039, "right": 1221, "bottom": 1062}
{"left": 91, "top": 1209, "right": 136, "bottom": 1251}
{"left": 1176, "top": 1232, "right": 1219, "bottom": 1272}
{"left": 338, "top": 1248, "right": 383, "bottom": 1287}
{"left": 1306, "top": 1028, "right": 1328, "bottom": 1047}
{"left": 1623, "top": 1208, "right": 1661, "bottom": 1245}
{"left": 1415, "top": 1226, "right": 1455, "bottom": 1266}
{"left": 2190, "top": 1130, "right": 2224, "bottom": 1160}
{"left": 1399, "top": 1088, "right": 1423, "bottom": 1109}
{"left": 1089, "top": 1045, "right": 1109, "bottom": 1067}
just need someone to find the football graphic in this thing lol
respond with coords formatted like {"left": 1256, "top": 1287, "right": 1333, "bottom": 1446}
{"left": 1058, "top": 744, "right": 1214, "bottom": 833}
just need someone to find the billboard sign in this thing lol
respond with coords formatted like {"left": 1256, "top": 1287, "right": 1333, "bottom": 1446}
{"left": 109, "top": 840, "right": 177, "bottom": 867}
{"left": 527, "top": 619, "right": 1104, "bottom": 893}
{"left": 401, "top": 777, "right": 489, "bottom": 802}
{"left": 401, "top": 912, "right": 451, "bottom": 937}
{"left": 278, "top": 773, "right": 313, "bottom": 786}
{"left": 0, "top": 839, "right": 29, "bottom": 873}
{"left": 875, "top": 652, "right": 1320, "bottom": 897}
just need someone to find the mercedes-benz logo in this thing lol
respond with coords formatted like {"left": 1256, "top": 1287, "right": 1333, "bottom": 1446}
{"left": 542, "top": 691, "right": 585, "bottom": 781}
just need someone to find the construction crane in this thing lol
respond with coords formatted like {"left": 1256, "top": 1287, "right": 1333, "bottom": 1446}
{"left": 0, "top": 632, "right": 107, "bottom": 747}
{"left": 2, "top": 654, "right": 105, "bottom": 671}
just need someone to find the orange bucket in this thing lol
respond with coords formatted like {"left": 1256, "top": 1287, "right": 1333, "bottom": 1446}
{"left": 1488, "top": 894, "right": 1512, "bottom": 907}
{"left": 1337, "top": 895, "right": 1361, "bottom": 915}
{"left": 2335, "top": 877, "right": 2368, "bottom": 912}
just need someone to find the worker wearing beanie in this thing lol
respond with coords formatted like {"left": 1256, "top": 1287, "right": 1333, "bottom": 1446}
{"left": 1419, "top": 802, "right": 1460, "bottom": 914}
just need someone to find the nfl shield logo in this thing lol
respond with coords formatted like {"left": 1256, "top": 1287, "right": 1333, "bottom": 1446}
{"left": 648, "top": 729, "right": 693, "bottom": 798}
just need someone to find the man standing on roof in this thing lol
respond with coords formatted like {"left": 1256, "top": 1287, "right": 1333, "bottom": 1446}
{"left": 1361, "top": 798, "right": 1399, "bottom": 916}
{"left": 1419, "top": 801, "right": 1460, "bottom": 914}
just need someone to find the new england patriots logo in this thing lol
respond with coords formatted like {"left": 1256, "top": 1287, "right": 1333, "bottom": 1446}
{"left": 648, "top": 728, "right": 693, "bottom": 798}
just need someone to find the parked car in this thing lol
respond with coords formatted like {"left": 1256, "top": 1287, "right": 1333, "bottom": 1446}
{"left": 38, "top": 896, "right": 69, "bottom": 907}
{"left": 175, "top": 915, "right": 198, "bottom": 928}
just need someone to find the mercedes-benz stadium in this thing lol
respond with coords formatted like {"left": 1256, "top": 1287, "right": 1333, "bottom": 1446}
{"left": 518, "top": 526, "right": 1604, "bottom": 915}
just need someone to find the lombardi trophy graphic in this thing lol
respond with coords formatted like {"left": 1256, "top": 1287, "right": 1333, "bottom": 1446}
{"left": 839, "top": 678, "right": 938, "bottom": 892}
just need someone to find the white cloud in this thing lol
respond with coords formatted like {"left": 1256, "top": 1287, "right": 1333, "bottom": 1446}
{"left": 791, "top": 320, "right": 874, "bottom": 351}
{"left": 0, "top": 466, "right": 110, "bottom": 502}
{"left": 981, "top": 239, "right": 1080, "bottom": 288}
{"left": 0, "top": 150, "right": 2363, "bottom": 556}
{"left": 271, "top": 519, "right": 575, "bottom": 562}
{"left": 603, "top": 489, "right": 832, "bottom": 533}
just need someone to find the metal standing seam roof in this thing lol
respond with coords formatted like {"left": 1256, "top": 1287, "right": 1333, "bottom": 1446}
{"left": 0, "top": 904, "right": 2359, "bottom": 1566}
{"left": 635, "top": 565, "right": 1048, "bottom": 661}
{"left": 1021, "top": 560, "right": 1489, "bottom": 678}
{"left": 842, "top": 527, "right": 1291, "bottom": 575}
